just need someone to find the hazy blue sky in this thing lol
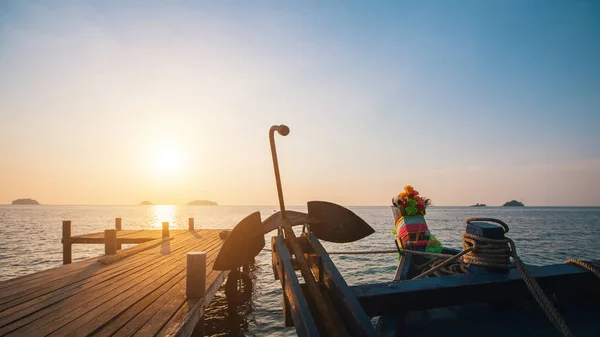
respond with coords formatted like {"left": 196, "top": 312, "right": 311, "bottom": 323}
{"left": 1, "top": 1, "right": 599, "bottom": 206}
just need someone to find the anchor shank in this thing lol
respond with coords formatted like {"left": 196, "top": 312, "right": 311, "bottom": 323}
{"left": 269, "top": 125, "right": 287, "bottom": 217}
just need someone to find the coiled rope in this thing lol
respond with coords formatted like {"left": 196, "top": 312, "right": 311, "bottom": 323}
{"left": 415, "top": 218, "right": 573, "bottom": 337}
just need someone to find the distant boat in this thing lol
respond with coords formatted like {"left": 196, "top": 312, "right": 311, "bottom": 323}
{"left": 12, "top": 198, "right": 40, "bottom": 205}
{"left": 503, "top": 200, "right": 524, "bottom": 207}
{"left": 139, "top": 201, "right": 153, "bottom": 205}
{"left": 470, "top": 203, "right": 487, "bottom": 207}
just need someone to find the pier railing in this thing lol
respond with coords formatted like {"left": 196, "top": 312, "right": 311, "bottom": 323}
{"left": 61, "top": 217, "right": 199, "bottom": 265}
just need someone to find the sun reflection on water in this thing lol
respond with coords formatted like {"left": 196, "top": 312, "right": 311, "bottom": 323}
{"left": 148, "top": 205, "right": 178, "bottom": 229}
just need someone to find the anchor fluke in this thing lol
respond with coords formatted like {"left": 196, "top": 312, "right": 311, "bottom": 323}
{"left": 308, "top": 201, "right": 375, "bottom": 243}
{"left": 213, "top": 212, "right": 265, "bottom": 271}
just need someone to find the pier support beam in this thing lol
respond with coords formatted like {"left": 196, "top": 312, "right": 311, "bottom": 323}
{"left": 115, "top": 218, "right": 122, "bottom": 250}
{"left": 62, "top": 220, "right": 72, "bottom": 265}
{"left": 162, "top": 222, "right": 170, "bottom": 239}
{"left": 189, "top": 218, "right": 195, "bottom": 231}
{"left": 105, "top": 229, "right": 117, "bottom": 255}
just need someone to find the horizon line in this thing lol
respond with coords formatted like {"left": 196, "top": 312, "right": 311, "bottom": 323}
{"left": 2, "top": 204, "right": 600, "bottom": 207}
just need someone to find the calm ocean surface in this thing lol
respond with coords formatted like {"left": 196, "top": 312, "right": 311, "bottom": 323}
{"left": 1, "top": 205, "right": 599, "bottom": 336}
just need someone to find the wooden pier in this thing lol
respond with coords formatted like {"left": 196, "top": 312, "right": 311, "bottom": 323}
{"left": 0, "top": 219, "right": 230, "bottom": 337}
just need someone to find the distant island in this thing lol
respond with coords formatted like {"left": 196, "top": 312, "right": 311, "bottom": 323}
{"left": 188, "top": 200, "right": 218, "bottom": 206}
{"left": 503, "top": 200, "right": 524, "bottom": 207}
{"left": 139, "top": 201, "right": 154, "bottom": 205}
{"left": 12, "top": 198, "right": 40, "bottom": 205}
{"left": 470, "top": 203, "right": 487, "bottom": 207}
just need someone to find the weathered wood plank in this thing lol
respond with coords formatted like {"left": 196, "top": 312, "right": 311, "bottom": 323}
{"left": 1, "top": 247, "right": 191, "bottom": 336}
{"left": 273, "top": 236, "right": 321, "bottom": 337}
{"left": 43, "top": 268, "right": 189, "bottom": 336}
{"left": 68, "top": 274, "right": 188, "bottom": 337}
{"left": 0, "top": 230, "right": 215, "bottom": 300}
{"left": 155, "top": 267, "right": 233, "bottom": 337}
{"left": 97, "top": 237, "right": 173, "bottom": 265}
{"left": 0, "top": 232, "right": 214, "bottom": 311}
{"left": 352, "top": 261, "right": 600, "bottom": 317}
{"left": 305, "top": 233, "right": 376, "bottom": 337}
{"left": 113, "top": 230, "right": 145, "bottom": 238}
{"left": 72, "top": 238, "right": 225, "bottom": 337}
{"left": 3, "top": 234, "right": 221, "bottom": 335}
{"left": 0, "top": 257, "right": 99, "bottom": 291}
{"left": 83, "top": 245, "right": 227, "bottom": 337}
{"left": 0, "top": 231, "right": 224, "bottom": 336}
{"left": 141, "top": 268, "right": 228, "bottom": 337}
{"left": 68, "top": 230, "right": 193, "bottom": 244}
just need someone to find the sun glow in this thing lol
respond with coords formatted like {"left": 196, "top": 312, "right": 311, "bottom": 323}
{"left": 152, "top": 146, "right": 184, "bottom": 176}
{"left": 149, "top": 205, "right": 177, "bottom": 229}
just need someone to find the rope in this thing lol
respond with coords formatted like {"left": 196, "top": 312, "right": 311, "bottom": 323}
{"left": 263, "top": 248, "right": 454, "bottom": 257}
{"left": 410, "top": 218, "right": 574, "bottom": 337}
{"left": 261, "top": 248, "right": 399, "bottom": 255}
{"left": 461, "top": 233, "right": 511, "bottom": 268}
{"left": 328, "top": 249, "right": 397, "bottom": 255}
{"left": 397, "top": 249, "right": 455, "bottom": 259}
{"left": 565, "top": 259, "right": 600, "bottom": 279}
{"left": 413, "top": 248, "right": 473, "bottom": 279}
{"left": 460, "top": 218, "right": 572, "bottom": 337}
{"left": 508, "top": 237, "right": 572, "bottom": 337}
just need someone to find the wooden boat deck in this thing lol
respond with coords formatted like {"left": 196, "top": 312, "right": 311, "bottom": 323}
{"left": 355, "top": 262, "right": 600, "bottom": 337}
{"left": 391, "top": 299, "right": 600, "bottom": 337}
{"left": 0, "top": 229, "right": 229, "bottom": 336}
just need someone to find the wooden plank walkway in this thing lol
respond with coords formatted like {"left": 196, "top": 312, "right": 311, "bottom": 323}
{"left": 0, "top": 229, "right": 229, "bottom": 337}
{"left": 68, "top": 229, "right": 196, "bottom": 244}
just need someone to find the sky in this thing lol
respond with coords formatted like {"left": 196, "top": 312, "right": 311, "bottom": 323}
{"left": 0, "top": 1, "right": 599, "bottom": 206}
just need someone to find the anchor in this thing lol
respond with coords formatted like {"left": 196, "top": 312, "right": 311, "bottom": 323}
{"left": 215, "top": 124, "right": 377, "bottom": 336}
{"left": 214, "top": 125, "right": 374, "bottom": 271}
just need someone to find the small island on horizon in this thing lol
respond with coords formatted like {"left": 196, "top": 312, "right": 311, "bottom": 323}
{"left": 12, "top": 198, "right": 40, "bottom": 205}
{"left": 470, "top": 203, "right": 487, "bottom": 207}
{"left": 139, "top": 201, "right": 154, "bottom": 205}
{"left": 188, "top": 200, "right": 218, "bottom": 206}
{"left": 503, "top": 200, "right": 525, "bottom": 207}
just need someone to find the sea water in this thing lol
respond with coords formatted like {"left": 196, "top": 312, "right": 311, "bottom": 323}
{"left": 1, "top": 205, "right": 599, "bottom": 336}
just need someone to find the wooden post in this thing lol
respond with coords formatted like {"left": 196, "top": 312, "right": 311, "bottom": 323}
{"left": 162, "top": 222, "right": 170, "bottom": 239}
{"left": 465, "top": 221, "right": 508, "bottom": 274}
{"left": 186, "top": 252, "right": 206, "bottom": 298}
{"left": 187, "top": 252, "right": 207, "bottom": 337}
{"left": 105, "top": 229, "right": 117, "bottom": 255}
{"left": 115, "top": 218, "right": 122, "bottom": 250}
{"left": 62, "top": 221, "right": 72, "bottom": 265}
{"left": 188, "top": 218, "right": 194, "bottom": 231}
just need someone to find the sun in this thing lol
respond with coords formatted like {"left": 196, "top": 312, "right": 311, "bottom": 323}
{"left": 152, "top": 146, "right": 183, "bottom": 176}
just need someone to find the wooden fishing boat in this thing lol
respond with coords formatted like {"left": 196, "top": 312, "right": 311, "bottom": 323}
{"left": 369, "top": 216, "right": 600, "bottom": 337}
{"left": 213, "top": 124, "right": 600, "bottom": 337}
